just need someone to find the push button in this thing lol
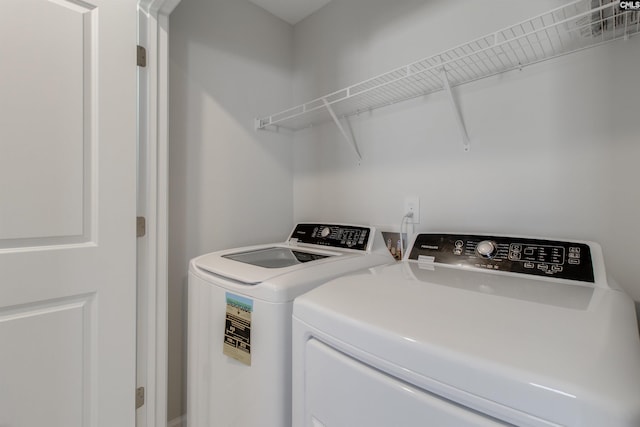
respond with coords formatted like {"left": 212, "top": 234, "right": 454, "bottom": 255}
{"left": 509, "top": 252, "right": 521, "bottom": 260}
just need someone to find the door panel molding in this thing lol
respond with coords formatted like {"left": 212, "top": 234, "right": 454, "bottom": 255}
{"left": 0, "top": 293, "right": 97, "bottom": 426}
{"left": 0, "top": 0, "right": 99, "bottom": 250}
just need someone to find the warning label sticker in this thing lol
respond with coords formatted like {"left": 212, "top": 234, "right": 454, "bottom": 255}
{"left": 223, "top": 293, "right": 253, "bottom": 366}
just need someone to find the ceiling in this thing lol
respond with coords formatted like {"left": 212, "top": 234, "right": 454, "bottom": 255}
{"left": 249, "top": 0, "right": 332, "bottom": 25}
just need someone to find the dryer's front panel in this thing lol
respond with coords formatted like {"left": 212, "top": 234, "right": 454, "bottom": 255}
{"left": 301, "top": 338, "right": 513, "bottom": 427}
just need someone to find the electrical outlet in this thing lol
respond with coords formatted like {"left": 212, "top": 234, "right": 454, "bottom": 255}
{"left": 404, "top": 196, "right": 419, "bottom": 224}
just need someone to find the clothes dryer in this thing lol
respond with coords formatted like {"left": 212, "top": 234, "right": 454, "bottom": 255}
{"left": 293, "top": 233, "right": 640, "bottom": 427}
{"left": 187, "top": 223, "right": 393, "bottom": 427}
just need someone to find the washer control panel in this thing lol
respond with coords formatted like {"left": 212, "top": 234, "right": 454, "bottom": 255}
{"left": 408, "top": 233, "right": 594, "bottom": 282}
{"left": 289, "top": 223, "right": 371, "bottom": 251}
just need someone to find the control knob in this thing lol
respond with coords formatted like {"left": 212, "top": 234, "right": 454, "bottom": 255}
{"left": 476, "top": 240, "right": 498, "bottom": 258}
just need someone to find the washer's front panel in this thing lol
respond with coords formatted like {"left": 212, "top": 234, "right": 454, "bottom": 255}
{"left": 188, "top": 273, "right": 292, "bottom": 427}
{"left": 409, "top": 234, "right": 594, "bottom": 282}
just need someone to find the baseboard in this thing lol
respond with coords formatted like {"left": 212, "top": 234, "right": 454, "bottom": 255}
{"left": 168, "top": 415, "right": 186, "bottom": 427}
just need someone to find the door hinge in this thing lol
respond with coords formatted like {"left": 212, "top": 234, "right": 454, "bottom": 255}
{"left": 137, "top": 45, "right": 147, "bottom": 67}
{"left": 137, "top": 216, "right": 146, "bottom": 238}
{"left": 136, "top": 386, "right": 145, "bottom": 409}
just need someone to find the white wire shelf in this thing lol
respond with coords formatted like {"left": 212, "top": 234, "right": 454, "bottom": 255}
{"left": 256, "top": 0, "right": 639, "bottom": 133}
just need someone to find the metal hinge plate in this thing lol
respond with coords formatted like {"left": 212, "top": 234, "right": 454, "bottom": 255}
{"left": 137, "top": 45, "right": 147, "bottom": 67}
{"left": 137, "top": 216, "right": 146, "bottom": 238}
{"left": 136, "top": 386, "right": 145, "bottom": 409}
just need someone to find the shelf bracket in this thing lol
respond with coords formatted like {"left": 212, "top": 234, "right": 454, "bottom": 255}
{"left": 439, "top": 65, "right": 470, "bottom": 152}
{"left": 322, "top": 98, "right": 362, "bottom": 161}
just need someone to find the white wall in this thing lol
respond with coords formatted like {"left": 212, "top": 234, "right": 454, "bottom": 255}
{"left": 169, "top": 0, "right": 293, "bottom": 420}
{"left": 292, "top": 0, "right": 640, "bottom": 301}
{"left": 166, "top": 0, "right": 640, "bottom": 420}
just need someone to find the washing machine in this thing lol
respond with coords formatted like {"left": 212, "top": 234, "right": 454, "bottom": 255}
{"left": 187, "top": 223, "right": 393, "bottom": 427}
{"left": 292, "top": 232, "right": 640, "bottom": 427}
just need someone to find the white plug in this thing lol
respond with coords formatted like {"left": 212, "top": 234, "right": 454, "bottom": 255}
{"left": 404, "top": 196, "right": 419, "bottom": 224}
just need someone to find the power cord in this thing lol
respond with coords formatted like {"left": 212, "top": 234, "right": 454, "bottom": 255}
{"left": 399, "top": 211, "right": 414, "bottom": 260}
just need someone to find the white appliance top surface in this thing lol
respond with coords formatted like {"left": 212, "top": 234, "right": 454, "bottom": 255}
{"left": 189, "top": 224, "right": 393, "bottom": 302}
{"left": 221, "top": 246, "right": 331, "bottom": 268}
{"left": 294, "top": 261, "right": 640, "bottom": 426}
{"left": 193, "top": 223, "right": 388, "bottom": 283}
{"left": 194, "top": 242, "right": 348, "bottom": 284}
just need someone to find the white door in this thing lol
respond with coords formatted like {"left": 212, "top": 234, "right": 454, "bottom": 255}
{"left": 0, "top": 0, "right": 137, "bottom": 426}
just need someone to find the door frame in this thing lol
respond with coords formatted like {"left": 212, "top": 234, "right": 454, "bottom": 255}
{"left": 137, "top": 1, "right": 182, "bottom": 426}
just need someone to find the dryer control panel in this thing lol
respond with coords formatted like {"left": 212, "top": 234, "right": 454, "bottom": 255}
{"left": 289, "top": 223, "right": 371, "bottom": 251}
{"left": 408, "top": 233, "right": 594, "bottom": 282}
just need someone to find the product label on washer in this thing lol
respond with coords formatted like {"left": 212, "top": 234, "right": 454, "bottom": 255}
{"left": 223, "top": 293, "right": 253, "bottom": 366}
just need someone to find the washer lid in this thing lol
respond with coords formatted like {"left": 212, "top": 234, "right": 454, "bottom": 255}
{"left": 194, "top": 243, "right": 342, "bottom": 284}
{"left": 222, "top": 247, "right": 330, "bottom": 269}
{"left": 294, "top": 262, "right": 640, "bottom": 426}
